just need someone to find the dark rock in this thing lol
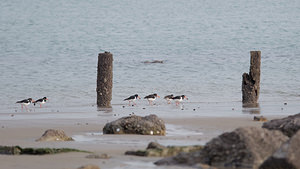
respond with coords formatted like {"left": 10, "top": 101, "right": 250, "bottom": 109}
{"left": 0, "top": 146, "right": 89, "bottom": 155}
{"left": 103, "top": 114, "right": 166, "bottom": 135}
{"left": 259, "top": 130, "right": 300, "bottom": 169}
{"left": 78, "top": 165, "right": 100, "bottom": 169}
{"left": 155, "top": 127, "right": 288, "bottom": 168}
{"left": 36, "top": 129, "right": 74, "bottom": 141}
{"left": 262, "top": 113, "right": 300, "bottom": 137}
{"left": 143, "top": 60, "right": 164, "bottom": 64}
{"left": 253, "top": 116, "right": 267, "bottom": 122}
{"left": 126, "top": 142, "right": 203, "bottom": 157}
{"left": 86, "top": 153, "right": 110, "bottom": 159}
{"left": 0, "top": 146, "right": 22, "bottom": 155}
{"left": 147, "top": 142, "right": 166, "bottom": 150}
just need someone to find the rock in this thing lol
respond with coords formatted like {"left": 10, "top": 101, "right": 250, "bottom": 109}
{"left": 143, "top": 60, "right": 164, "bottom": 64}
{"left": 262, "top": 113, "right": 300, "bottom": 137}
{"left": 0, "top": 146, "right": 89, "bottom": 155}
{"left": 0, "top": 146, "right": 22, "bottom": 155}
{"left": 259, "top": 130, "right": 300, "bottom": 169}
{"left": 86, "top": 153, "right": 110, "bottom": 159}
{"left": 103, "top": 114, "right": 166, "bottom": 135}
{"left": 155, "top": 127, "right": 288, "bottom": 168}
{"left": 147, "top": 142, "right": 166, "bottom": 150}
{"left": 125, "top": 142, "right": 203, "bottom": 157}
{"left": 36, "top": 129, "right": 74, "bottom": 141}
{"left": 78, "top": 165, "right": 100, "bottom": 169}
{"left": 253, "top": 116, "right": 267, "bottom": 122}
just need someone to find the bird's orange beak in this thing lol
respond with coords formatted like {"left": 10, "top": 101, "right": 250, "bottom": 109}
{"left": 157, "top": 95, "right": 160, "bottom": 98}
{"left": 138, "top": 96, "right": 141, "bottom": 99}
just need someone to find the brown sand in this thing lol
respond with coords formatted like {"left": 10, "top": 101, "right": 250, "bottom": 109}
{"left": 0, "top": 110, "right": 283, "bottom": 169}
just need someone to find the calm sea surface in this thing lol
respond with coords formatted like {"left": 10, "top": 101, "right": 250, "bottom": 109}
{"left": 1, "top": 0, "right": 300, "bottom": 112}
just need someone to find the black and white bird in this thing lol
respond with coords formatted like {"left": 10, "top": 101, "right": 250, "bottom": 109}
{"left": 16, "top": 98, "right": 34, "bottom": 111}
{"left": 173, "top": 95, "right": 188, "bottom": 106}
{"left": 124, "top": 94, "right": 140, "bottom": 106}
{"left": 164, "top": 94, "right": 173, "bottom": 104}
{"left": 33, "top": 97, "right": 48, "bottom": 108}
{"left": 144, "top": 93, "right": 160, "bottom": 105}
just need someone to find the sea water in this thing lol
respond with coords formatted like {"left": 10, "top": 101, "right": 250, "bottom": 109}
{"left": 1, "top": 0, "right": 300, "bottom": 113}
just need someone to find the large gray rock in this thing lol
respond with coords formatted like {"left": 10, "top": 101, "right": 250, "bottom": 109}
{"left": 259, "top": 130, "right": 300, "bottom": 169}
{"left": 155, "top": 127, "right": 288, "bottom": 169}
{"left": 103, "top": 114, "right": 166, "bottom": 135}
{"left": 262, "top": 113, "right": 300, "bottom": 137}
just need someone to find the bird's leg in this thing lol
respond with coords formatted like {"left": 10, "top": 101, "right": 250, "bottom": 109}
{"left": 40, "top": 104, "right": 42, "bottom": 108}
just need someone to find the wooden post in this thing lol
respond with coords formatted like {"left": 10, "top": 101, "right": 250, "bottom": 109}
{"left": 242, "top": 51, "right": 261, "bottom": 106}
{"left": 97, "top": 52, "right": 113, "bottom": 108}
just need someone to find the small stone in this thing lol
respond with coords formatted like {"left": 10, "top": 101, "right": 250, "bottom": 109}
{"left": 193, "top": 109, "right": 196, "bottom": 111}
{"left": 284, "top": 103, "right": 287, "bottom": 105}
{"left": 86, "top": 153, "right": 110, "bottom": 159}
{"left": 253, "top": 116, "right": 267, "bottom": 122}
{"left": 78, "top": 164, "right": 100, "bottom": 169}
{"left": 36, "top": 129, "right": 74, "bottom": 142}
{"left": 122, "top": 106, "right": 125, "bottom": 108}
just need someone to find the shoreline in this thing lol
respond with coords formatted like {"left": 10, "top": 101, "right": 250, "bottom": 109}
{"left": 0, "top": 106, "right": 290, "bottom": 169}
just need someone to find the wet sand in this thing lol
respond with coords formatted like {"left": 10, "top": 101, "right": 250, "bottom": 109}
{"left": 0, "top": 102, "right": 296, "bottom": 169}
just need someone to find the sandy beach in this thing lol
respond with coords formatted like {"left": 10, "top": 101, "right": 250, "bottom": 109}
{"left": 1, "top": 101, "right": 294, "bottom": 169}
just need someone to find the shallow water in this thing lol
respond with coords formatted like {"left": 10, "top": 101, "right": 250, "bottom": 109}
{"left": 1, "top": 0, "right": 300, "bottom": 113}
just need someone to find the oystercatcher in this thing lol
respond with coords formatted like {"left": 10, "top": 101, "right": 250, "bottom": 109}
{"left": 164, "top": 94, "right": 173, "bottom": 104}
{"left": 124, "top": 94, "right": 140, "bottom": 106}
{"left": 173, "top": 95, "right": 188, "bottom": 106}
{"left": 33, "top": 97, "right": 48, "bottom": 108}
{"left": 144, "top": 93, "right": 160, "bottom": 105}
{"left": 16, "top": 98, "right": 34, "bottom": 111}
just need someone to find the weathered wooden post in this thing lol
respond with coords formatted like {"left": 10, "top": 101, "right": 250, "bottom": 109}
{"left": 97, "top": 52, "right": 113, "bottom": 108}
{"left": 242, "top": 51, "right": 261, "bottom": 106}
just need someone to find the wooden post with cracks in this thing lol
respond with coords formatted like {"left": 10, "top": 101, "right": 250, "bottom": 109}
{"left": 97, "top": 52, "right": 113, "bottom": 108}
{"left": 242, "top": 51, "right": 261, "bottom": 106}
